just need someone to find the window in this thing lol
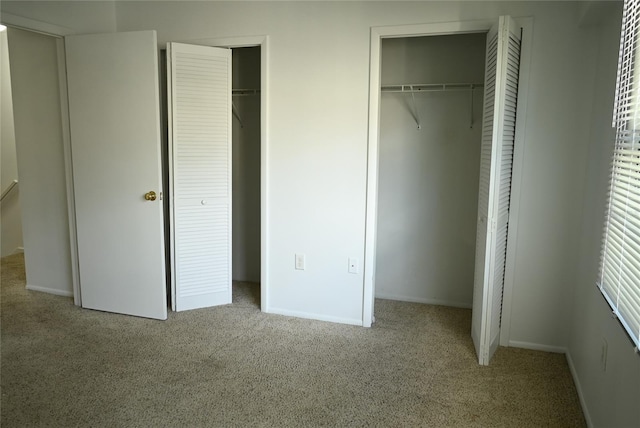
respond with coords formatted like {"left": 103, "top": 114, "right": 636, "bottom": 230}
{"left": 599, "top": 0, "right": 640, "bottom": 350}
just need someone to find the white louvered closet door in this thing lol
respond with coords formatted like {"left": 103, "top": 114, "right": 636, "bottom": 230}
{"left": 471, "top": 16, "right": 522, "bottom": 366}
{"left": 167, "top": 43, "right": 232, "bottom": 311}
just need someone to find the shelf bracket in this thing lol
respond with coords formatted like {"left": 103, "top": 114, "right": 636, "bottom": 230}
{"left": 232, "top": 102, "right": 244, "bottom": 128}
{"left": 410, "top": 85, "right": 421, "bottom": 130}
{"left": 0, "top": 180, "right": 18, "bottom": 203}
{"left": 470, "top": 84, "right": 475, "bottom": 129}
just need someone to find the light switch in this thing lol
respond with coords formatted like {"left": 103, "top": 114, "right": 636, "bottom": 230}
{"left": 295, "top": 253, "right": 305, "bottom": 270}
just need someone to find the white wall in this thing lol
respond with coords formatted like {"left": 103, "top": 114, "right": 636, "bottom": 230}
{"left": 0, "top": 1, "right": 612, "bottom": 340}
{"left": 7, "top": 27, "right": 72, "bottom": 296}
{"left": 375, "top": 34, "right": 485, "bottom": 307}
{"left": 0, "top": 29, "right": 23, "bottom": 257}
{"left": 232, "top": 47, "right": 261, "bottom": 283}
{"left": 568, "top": 3, "right": 640, "bottom": 427}
{"left": 498, "top": 5, "right": 599, "bottom": 351}
{"left": 1, "top": 1, "right": 117, "bottom": 34}
{"left": 111, "top": 0, "right": 598, "bottom": 328}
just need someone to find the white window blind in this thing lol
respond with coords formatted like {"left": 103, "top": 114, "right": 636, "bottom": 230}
{"left": 599, "top": 0, "right": 640, "bottom": 351}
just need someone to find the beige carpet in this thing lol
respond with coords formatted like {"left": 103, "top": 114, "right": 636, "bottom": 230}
{"left": 1, "top": 253, "right": 585, "bottom": 427}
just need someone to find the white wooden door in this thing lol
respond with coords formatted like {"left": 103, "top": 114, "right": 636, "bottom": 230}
{"left": 167, "top": 43, "right": 232, "bottom": 311}
{"left": 471, "top": 16, "right": 522, "bottom": 365}
{"left": 65, "top": 31, "right": 167, "bottom": 320}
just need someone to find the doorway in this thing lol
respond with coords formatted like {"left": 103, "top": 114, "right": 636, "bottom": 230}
{"left": 161, "top": 44, "right": 263, "bottom": 312}
{"left": 0, "top": 27, "right": 24, "bottom": 259}
{"left": 231, "top": 47, "right": 262, "bottom": 308}
{"left": 165, "top": 38, "right": 268, "bottom": 314}
{"left": 364, "top": 18, "right": 531, "bottom": 365}
{"left": 2, "top": 25, "right": 76, "bottom": 299}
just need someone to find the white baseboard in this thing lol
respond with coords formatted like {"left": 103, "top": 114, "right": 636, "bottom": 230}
{"left": 375, "top": 292, "right": 472, "bottom": 309}
{"left": 12, "top": 247, "right": 24, "bottom": 254}
{"left": 566, "top": 351, "right": 593, "bottom": 428}
{"left": 508, "top": 340, "right": 567, "bottom": 354}
{"left": 26, "top": 284, "right": 73, "bottom": 298}
{"left": 266, "top": 307, "right": 362, "bottom": 326}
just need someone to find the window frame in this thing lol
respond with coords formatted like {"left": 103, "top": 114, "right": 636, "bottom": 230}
{"left": 599, "top": 0, "right": 640, "bottom": 352}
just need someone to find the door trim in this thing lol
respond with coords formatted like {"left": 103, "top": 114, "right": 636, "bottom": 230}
{"left": 169, "top": 35, "right": 270, "bottom": 313}
{"left": 363, "top": 18, "right": 531, "bottom": 345}
{"left": 0, "top": 13, "right": 74, "bottom": 38}
{"left": 55, "top": 36, "right": 81, "bottom": 305}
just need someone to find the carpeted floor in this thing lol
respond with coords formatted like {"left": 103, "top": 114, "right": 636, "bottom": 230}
{"left": 1, "top": 253, "right": 585, "bottom": 427}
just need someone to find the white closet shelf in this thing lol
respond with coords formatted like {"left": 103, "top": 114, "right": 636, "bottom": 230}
{"left": 381, "top": 83, "right": 484, "bottom": 93}
{"left": 382, "top": 83, "right": 484, "bottom": 129}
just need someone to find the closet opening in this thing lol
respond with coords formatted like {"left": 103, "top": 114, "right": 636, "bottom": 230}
{"left": 367, "top": 17, "right": 528, "bottom": 365}
{"left": 230, "top": 47, "right": 261, "bottom": 309}
{"left": 374, "top": 33, "right": 487, "bottom": 311}
{"left": 162, "top": 43, "right": 263, "bottom": 313}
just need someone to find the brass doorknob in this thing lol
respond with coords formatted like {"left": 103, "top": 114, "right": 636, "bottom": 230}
{"left": 144, "top": 191, "right": 157, "bottom": 201}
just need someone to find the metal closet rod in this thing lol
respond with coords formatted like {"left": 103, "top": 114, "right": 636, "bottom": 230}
{"left": 381, "top": 83, "right": 484, "bottom": 93}
{"left": 232, "top": 88, "right": 260, "bottom": 97}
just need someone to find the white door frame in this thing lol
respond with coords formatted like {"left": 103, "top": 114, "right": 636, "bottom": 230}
{"left": 363, "top": 18, "right": 532, "bottom": 348}
{"left": 170, "top": 35, "right": 270, "bottom": 313}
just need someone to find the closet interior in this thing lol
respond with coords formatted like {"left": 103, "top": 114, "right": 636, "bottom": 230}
{"left": 374, "top": 33, "right": 487, "bottom": 308}
{"left": 231, "top": 47, "right": 261, "bottom": 306}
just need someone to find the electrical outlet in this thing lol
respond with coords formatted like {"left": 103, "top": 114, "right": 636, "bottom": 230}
{"left": 295, "top": 254, "right": 305, "bottom": 270}
{"left": 600, "top": 338, "right": 608, "bottom": 372}
{"left": 348, "top": 257, "right": 359, "bottom": 274}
